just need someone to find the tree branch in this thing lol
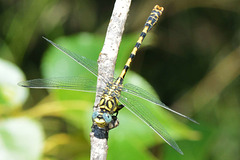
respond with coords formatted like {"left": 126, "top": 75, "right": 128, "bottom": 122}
{"left": 90, "top": 0, "right": 131, "bottom": 160}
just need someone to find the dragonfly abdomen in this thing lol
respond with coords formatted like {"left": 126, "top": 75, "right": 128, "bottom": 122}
{"left": 116, "top": 5, "right": 164, "bottom": 85}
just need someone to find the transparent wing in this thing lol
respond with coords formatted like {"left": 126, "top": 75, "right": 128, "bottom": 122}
{"left": 43, "top": 37, "right": 98, "bottom": 77}
{"left": 122, "top": 83, "right": 198, "bottom": 124}
{"left": 119, "top": 92, "right": 183, "bottom": 155}
{"left": 18, "top": 77, "right": 97, "bottom": 92}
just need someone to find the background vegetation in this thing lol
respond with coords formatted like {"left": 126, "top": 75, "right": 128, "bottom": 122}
{"left": 0, "top": 0, "right": 239, "bottom": 160}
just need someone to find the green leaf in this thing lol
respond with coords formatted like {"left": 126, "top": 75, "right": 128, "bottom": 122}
{"left": 41, "top": 33, "right": 103, "bottom": 78}
{"left": 115, "top": 33, "right": 140, "bottom": 70}
{"left": 41, "top": 33, "right": 102, "bottom": 102}
{"left": 0, "top": 117, "right": 44, "bottom": 160}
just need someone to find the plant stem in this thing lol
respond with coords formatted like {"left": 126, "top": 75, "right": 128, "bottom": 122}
{"left": 90, "top": 0, "right": 132, "bottom": 160}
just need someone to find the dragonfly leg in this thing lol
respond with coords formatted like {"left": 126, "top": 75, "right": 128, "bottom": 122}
{"left": 108, "top": 104, "right": 124, "bottom": 129}
{"left": 115, "top": 104, "right": 124, "bottom": 116}
{"left": 108, "top": 115, "right": 119, "bottom": 130}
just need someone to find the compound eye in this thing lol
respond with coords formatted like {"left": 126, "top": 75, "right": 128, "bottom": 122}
{"left": 92, "top": 111, "right": 98, "bottom": 119}
{"left": 103, "top": 113, "right": 112, "bottom": 123}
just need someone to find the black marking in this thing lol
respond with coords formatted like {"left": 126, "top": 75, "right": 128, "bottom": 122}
{"left": 123, "top": 65, "right": 129, "bottom": 72}
{"left": 147, "top": 16, "right": 153, "bottom": 21}
{"left": 151, "top": 18, "right": 157, "bottom": 25}
{"left": 92, "top": 124, "right": 108, "bottom": 139}
{"left": 116, "top": 77, "right": 124, "bottom": 85}
{"left": 112, "top": 97, "right": 117, "bottom": 106}
{"left": 153, "top": 15, "right": 159, "bottom": 19}
{"left": 140, "top": 32, "right": 146, "bottom": 38}
{"left": 145, "top": 23, "right": 152, "bottom": 29}
{"left": 129, "top": 53, "right": 135, "bottom": 59}
{"left": 135, "top": 42, "right": 141, "bottom": 49}
{"left": 152, "top": 10, "right": 161, "bottom": 17}
{"left": 117, "top": 104, "right": 124, "bottom": 112}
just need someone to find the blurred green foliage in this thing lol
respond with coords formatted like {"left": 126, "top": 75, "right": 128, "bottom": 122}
{"left": 0, "top": 0, "right": 240, "bottom": 160}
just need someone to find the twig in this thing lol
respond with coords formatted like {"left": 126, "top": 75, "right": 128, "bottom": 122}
{"left": 90, "top": 0, "right": 131, "bottom": 160}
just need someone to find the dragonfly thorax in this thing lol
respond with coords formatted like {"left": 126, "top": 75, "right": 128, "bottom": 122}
{"left": 92, "top": 82, "right": 122, "bottom": 128}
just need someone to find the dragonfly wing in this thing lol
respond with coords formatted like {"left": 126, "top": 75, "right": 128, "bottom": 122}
{"left": 18, "top": 77, "right": 97, "bottom": 92}
{"left": 122, "top": 83, "right": 198, "bottom": 124}
{"left": 119, "top": 92, "right": 183, "bottom": 155}
{"left": 43, "top": 37, "right": 98, "bottom": 77}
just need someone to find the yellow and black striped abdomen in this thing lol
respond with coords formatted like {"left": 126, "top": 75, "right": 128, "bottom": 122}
{"left": 116, "top": 5, "right": 164, "bottom": 85}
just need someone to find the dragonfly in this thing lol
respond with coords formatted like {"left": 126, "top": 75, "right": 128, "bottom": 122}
{"left": 18, "top": 5, "right": 197, "bottom": 154}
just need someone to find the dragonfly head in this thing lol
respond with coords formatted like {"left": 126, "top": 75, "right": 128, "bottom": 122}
{"left": 92, "top": 111, "right": 112, "bottom": 128}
